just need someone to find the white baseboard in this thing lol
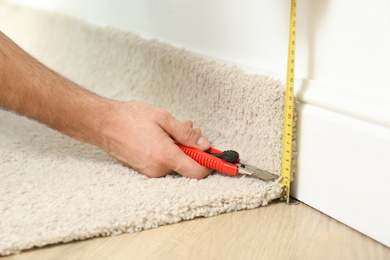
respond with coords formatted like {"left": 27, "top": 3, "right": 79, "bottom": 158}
{"left": 291, "top": 79, "right": 390, "bottom": 247}
{"left": 292, "top": 103, "right": 390, "bottom": 247}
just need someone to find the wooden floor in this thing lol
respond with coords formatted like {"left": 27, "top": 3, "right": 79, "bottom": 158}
{"left": 4, "top": 201, "right": 389, "bottom": 260}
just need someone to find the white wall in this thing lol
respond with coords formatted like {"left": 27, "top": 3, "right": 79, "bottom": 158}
{"left": 7, "top": 0, "right": 390, "bottom": 246}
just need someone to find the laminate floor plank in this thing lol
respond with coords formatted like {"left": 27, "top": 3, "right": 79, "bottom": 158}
{"left": 3, "top": 202, "right": 389, "bottom": 260}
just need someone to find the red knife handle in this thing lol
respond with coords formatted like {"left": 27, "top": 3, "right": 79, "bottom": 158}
{"left": 177, "top": 144, "right": 238, "bottom": 175}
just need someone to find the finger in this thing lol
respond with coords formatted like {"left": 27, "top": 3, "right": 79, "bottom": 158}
{"left": 167, "top": 144, "right": 213, "bottom": 179}
{"left": 157, "top": 114, "right": 210, "bottom": 150}
{"left": 183, "top": 120, "right": 193, "bottom": 128}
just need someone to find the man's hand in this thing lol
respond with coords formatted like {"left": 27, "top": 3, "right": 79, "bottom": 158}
{"left": 0, "top": 31, "right": 213, "bottom": 179}
{"left": 99, "top": 101, "right": 213, "bottom": 179}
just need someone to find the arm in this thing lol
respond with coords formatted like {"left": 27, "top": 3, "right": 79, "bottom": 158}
{"left": 0, "top": 31, "right": 212, "bottom": 179}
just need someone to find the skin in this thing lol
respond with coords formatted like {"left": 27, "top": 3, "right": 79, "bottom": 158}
{"left": 0, "top": 31, "right": 213, "bottom": 179}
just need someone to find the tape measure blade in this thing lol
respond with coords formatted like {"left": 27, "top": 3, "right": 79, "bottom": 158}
{"left": 281, "top": 0, "right": 296, "bottom": 204}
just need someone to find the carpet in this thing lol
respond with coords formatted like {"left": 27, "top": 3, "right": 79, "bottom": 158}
{"left": 0, "top": 1, "right": 295, "bottom": 255}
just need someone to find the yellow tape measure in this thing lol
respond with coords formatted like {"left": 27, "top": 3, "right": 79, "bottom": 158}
{"left": 281, "top": 0, "right": 296, "bottom": 204}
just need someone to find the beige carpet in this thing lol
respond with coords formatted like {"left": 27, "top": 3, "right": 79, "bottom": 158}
{"left": 0, "top": 1, "right": 295, "bottom": 256}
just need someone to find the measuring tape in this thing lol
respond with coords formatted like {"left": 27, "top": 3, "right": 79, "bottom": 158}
{"left": 281, "top": 0, "right": 296, "bottom": 204}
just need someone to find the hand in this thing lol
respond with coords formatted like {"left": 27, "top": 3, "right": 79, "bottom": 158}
{"left": 99, "top": 101, "right": 214, "bottom": 179}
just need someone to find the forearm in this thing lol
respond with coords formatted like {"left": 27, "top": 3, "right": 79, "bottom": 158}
{"left": 0, "top": 31, "right": 212, "bottom": 179}
{"left": 0, "top": 31, "right": 112, "bottom": 146}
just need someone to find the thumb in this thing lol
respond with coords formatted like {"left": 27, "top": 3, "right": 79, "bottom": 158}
{"left": 158, "top": 117, "right": 210, "bottom": 151}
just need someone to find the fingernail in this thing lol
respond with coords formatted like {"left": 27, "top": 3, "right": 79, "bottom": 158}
{"left": 197, "top": 136, "right": 204, "bottom": 146}
{"left": 197, "top": 136, "right": 210, "bottom": 150}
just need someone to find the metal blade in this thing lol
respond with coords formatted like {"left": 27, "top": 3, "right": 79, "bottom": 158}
{"left": 237, "top": 163, "right": 278, "bottom": 181}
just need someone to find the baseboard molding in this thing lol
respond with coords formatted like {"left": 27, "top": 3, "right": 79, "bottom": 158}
{"left": 292, "top": 103, "right": 390, "bottom": 246}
